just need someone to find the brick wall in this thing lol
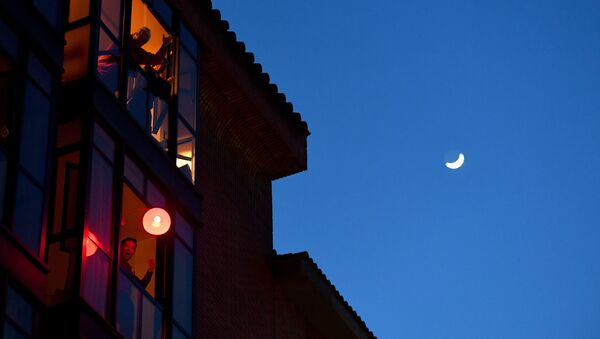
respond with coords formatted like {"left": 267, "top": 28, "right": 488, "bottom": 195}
{"left": 196, "top": 81, "right": 276, "bottom": 338}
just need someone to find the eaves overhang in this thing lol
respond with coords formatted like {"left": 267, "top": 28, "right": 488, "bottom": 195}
{"left": 275, "top": 252, "right": 376, "bottom": 339}
{"left": 170, "top": 0, "right": 310, "bottom": 179}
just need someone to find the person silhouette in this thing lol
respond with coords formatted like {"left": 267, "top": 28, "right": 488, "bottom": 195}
{"left": 119, "top": 237, "right": 155, "bottom": 288}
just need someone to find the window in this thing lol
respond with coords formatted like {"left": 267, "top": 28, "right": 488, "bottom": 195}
{"left": 117, "top": 155, "right": 167, "bottom": 339}
{"left": 176, "top": 23, "right": 199, "bottom": 183}
{"left": 3, "top": 286, "right": 37, "bottom": 338}
{"left": 0, "top": 47, "right": 16, "bottom": 223}
{"left": 62, "top": 0, "right": 200, "bottom": 187}
{"left": 97, "top": 0, "right": 123, "bottom": 95}
{"left": 0, "top": 51, "right": 54, "bottom": 256}
{"left": 46, "top": 120, "right": 82, "bottom": 305}
{"left": 172, "top": 213, "right": 194, "bottom": 338}
{"left": 127, "top": 0, "right": 174, "bottom": 149}
{"left": 81, "top": 124, "right": 116, "bottom": 317}
{"left": 33, "top": 0, "right": 61, "bottom": 29}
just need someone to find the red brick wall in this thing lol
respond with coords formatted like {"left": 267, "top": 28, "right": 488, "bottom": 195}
{"left": 196, "top": 84, "right": 276, "bottom": 338}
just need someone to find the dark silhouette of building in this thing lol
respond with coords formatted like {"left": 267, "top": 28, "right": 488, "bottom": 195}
{"left": 0, "top": 0, "right": 375, "bottom": 338}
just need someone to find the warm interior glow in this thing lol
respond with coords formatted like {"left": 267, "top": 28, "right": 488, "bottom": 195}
{"left": 143, "top": 208, "right": 171, "bottom": 235}
{"left": 63, "top": 25, "right": 91, "bottom": 82}
{"left": 131, "top": 0, "right": 168, "bottom": 55}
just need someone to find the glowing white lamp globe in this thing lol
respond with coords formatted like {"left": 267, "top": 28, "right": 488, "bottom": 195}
{"left": 143, "top": 208, "right": 171, "bottom": 235}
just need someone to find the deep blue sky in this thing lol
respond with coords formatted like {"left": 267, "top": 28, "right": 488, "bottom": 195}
{"left": 212, "top": 1, "right": 600, "bottom": 338}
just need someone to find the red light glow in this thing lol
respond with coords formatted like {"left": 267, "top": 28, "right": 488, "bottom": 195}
{"left": 85, "top": 232, "right": 98, "bottom": 257}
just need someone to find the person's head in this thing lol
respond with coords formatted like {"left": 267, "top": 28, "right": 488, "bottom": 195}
{"left": 131, "top": 26, "right": 151, "bottom": 47}
{"left": 120, "top": 237, "right": 138, "bottom": 261}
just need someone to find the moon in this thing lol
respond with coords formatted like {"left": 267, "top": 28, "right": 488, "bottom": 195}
{"left": 445, "top": 153, "right": 465, "bottom": 169}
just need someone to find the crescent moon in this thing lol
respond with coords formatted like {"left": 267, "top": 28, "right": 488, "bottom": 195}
{"left": 445, "top": 153, "right": 464, "bottom": 169}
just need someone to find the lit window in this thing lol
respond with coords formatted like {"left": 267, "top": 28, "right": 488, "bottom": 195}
{"left": 81, "top": 124, "right": 116, "bottom": 316}
{"left": 118, "top": 160, "right": 168, "bottom": 339}
{"left": 176, "top": 23, "right": 198, "bottom": 183}
{"left": 127, "top": 0, "right": 174, "bottom": 149}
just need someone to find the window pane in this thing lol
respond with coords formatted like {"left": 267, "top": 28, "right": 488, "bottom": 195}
{"left": 0, "top": 55, "right": 15, "bottom": 149}
{"left": 127, "top": 69, "right": 149, "bottom": 129}
{"left": 150, "top": 95, "right": 168, "bottom": 148}
{"left": 34, "top": 0, "right": 60, "bottom": 28}
{"left": 131, "top": 0, "right": 170, "bottom": 60}
{"left": 27, "top": 55, "right": 52, "bottom": 93}
{"left": 5, "top": 287, "right": 34, "bottom": 334}
{"left": 19, "top": 80, "right": 50, "bottom": 183}
{"left": 52, "top": 152, "right": 79, "bottom": 234}
{"left": 3, "top": 321, "right": 27, "bottom": 339}
{"left": 87, "top": 150, "right": 113, "bottom": 250}
{"left": 13, "top": 173, "right": 43, "bottom": 253}
{"left": 176, "top": 121, "right": 194, "bottom": 182}
{"left": 172, "top": 324, "right": 189, "bottom": 339}
{"left": 0, "top": 20, "right": 18, "bottom": 59}
{"left": 172, "top": 239, "right": 192, "bottom": 334}
{"left": 151, "top": 0, "right": 172, "bottom": 28}
{"left": 124, "top": 156, "right": 144, "bottom": 194}
{"left": 146, "top": 181, "right": 165, "bottom": 208}
{"left": 97, "top": 28, "right": 120, "bottom": 96}
{"left": 82, "top": 247, "right": 110, "bottom": 317}
{"left": 177, "top": 48, "right": 196, "bottom": 129}
{"left": 175, "top": 213, "right": 193, "bottom": 249}
{"left": 93, "top": 123, "right": 115, "bottom": 162}
{"left": 101, "top": 0, "right": 122, "bottom": 39}
{"left": 63, "top": 24, "right": 90, "bottom": 82}
{"left": 179, "top": 23, "right": 197, "bottom": 58}
{"left": 117, "top": 271, "right": 140, "bottom": 339}
{"left": 56, "top": 119, "right": 82, "bottom": 148}
{"left": 46, "top": 239, "right": 77, "bottom": 304}
{"left": 141, "top": 295, "right": 162, "bottom": 339}
{"left": 69, "top": 0, "right": 90, "bottom": 23}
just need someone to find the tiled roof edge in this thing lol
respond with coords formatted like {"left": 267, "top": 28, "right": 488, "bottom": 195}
{"left": 206, "top": 3, "right": 310, "bottom": 136}
{"left": 277, "top": 251, "right": 377, "bottom": 338}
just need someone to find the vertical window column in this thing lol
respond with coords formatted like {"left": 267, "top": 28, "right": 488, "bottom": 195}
{"left": 2, "top": 286, "right": 37, "bottom": 338}
{"left": 81, "top": 124, "right": 116, "bottom": 317}
{"left": 12, "top": 55, "right": 53, "bottom": 256}
{"left": 171, "top": 213, "right": 194, "bottom": 338}
{"left": 97, "top": 0, "right": 123, "bottom": 95}
{"left": 175, "top": 23, "right": 198, "bottom": 183}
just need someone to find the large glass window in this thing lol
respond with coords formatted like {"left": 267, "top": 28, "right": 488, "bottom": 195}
{"left": 127, "top": 0, "right": 174, "bottom": 149}
{"left": 11, "top": 55, "right": 53, "bottom": 256}
{"left": 81, "top": 124, "right": 115, "bottom": 317}
{"left": 117, "top": 156, "right": 167, "bottom": 339}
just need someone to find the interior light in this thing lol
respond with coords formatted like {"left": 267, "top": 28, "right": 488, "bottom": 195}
{"left": 143, "top": 207, "right": 171, "bottom": 235}
{"left": 85, "top": 232, "right": 98, "bottom": 257}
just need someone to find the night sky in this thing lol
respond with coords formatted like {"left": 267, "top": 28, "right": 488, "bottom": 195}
{"left": 213, "top": 1, "right": 600, "bottom": 338}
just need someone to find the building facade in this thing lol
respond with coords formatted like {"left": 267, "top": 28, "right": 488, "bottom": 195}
{"left": 0, "top": 0, "right": 375, "bottom": 338}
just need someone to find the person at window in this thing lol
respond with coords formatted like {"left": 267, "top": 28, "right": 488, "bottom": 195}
{"left": 119, "top": 237, "right": 156, "bottom": 288}
{"left": 97, "top": 27, "right": 173, "bottom": 97}
{"left": 129, "top": 26, "right": 173, "bottom": 69}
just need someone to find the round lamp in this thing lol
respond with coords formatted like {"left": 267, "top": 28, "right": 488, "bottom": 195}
{"left": 143, "top": 208, "right": 171, "bottom": 235}
{"left": 85, "top": 232, "right": 98, "bottom": 257}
